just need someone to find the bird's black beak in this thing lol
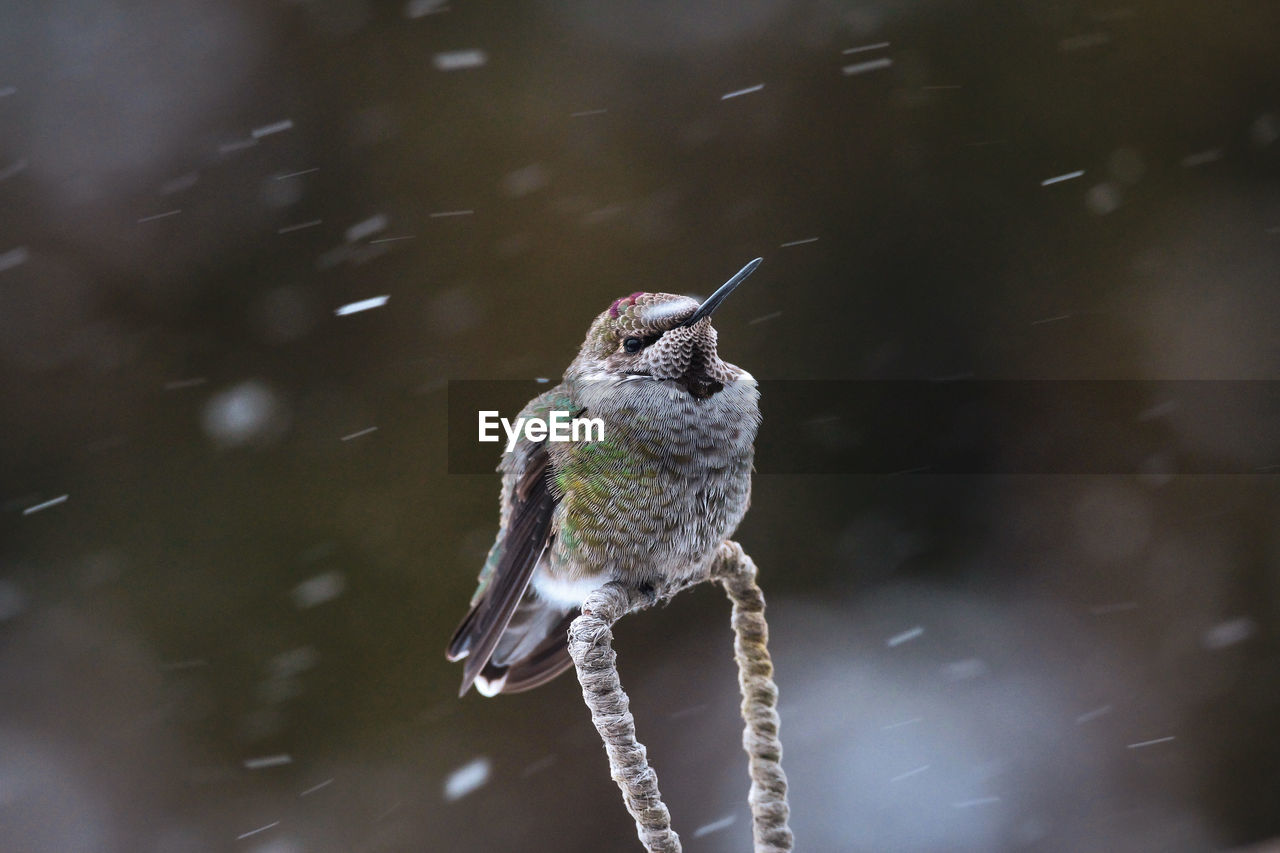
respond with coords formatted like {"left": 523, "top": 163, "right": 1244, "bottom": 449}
{"left": 680, "top": 257, "right": 763, "bottom": 327}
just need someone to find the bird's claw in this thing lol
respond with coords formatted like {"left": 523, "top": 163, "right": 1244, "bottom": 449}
{"left": 636, "top": 581, "right": 659, "bottom": 608}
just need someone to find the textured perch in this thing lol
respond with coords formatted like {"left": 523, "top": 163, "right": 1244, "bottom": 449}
{"left": 566, "top": 540, "right": 793, "bottom": 853}
{"left": 715, "top": 541, "right": 794, "bottom": 852}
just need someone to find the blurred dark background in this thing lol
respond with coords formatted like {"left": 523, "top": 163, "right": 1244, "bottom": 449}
{"left": 1, "top": 1, "right": 1278, "bottom": 850}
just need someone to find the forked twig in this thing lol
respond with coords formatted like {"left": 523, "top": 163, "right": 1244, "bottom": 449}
{"left": 566, "top": 540, "right": 793, "bottom": 852}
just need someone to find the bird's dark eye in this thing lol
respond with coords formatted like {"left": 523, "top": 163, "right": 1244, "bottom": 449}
{"left": 623, "top": 337, "right": 643, "bottom": 353}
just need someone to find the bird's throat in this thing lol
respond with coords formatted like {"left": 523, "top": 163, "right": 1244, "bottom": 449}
{"left": 675, "top": 373, "right": 725, "bottom": 400}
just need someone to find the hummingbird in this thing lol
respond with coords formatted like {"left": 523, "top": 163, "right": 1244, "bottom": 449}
{"left": 446, "top": 258, "right": 764, "bottom": 697}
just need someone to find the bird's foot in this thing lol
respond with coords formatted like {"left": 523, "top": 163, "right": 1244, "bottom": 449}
{"left": 636, "top": 581, "right": 660, "bottom": 608}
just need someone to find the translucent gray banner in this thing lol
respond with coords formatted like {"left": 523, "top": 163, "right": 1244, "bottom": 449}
{"left": 447, "top": 380, "right": 1280, "bottom": 475}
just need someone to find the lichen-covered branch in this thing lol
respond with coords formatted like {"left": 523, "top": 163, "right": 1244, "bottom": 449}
{"left": 566, "top": 541, "right": 793, "bottom": 853}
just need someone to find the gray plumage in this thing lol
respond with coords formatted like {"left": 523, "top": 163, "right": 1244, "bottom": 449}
{"left": 447, "top": 260, "right": 763, "bottom": 696}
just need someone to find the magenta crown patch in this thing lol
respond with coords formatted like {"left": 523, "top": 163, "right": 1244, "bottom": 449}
{"left": 608, "top": 292, "right": 646, "bottom": 318}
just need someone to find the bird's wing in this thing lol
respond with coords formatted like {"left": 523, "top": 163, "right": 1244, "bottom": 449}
{"left": 445, "top": 388, "right": 573, "bottom": 696}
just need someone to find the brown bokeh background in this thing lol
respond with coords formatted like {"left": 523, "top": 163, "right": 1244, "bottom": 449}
{"left": 1, "top": 1, "right": 1278, "bottom": 850}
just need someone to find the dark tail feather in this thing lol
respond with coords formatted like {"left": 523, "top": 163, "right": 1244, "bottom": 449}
{"left": 445, "top": 604, "right": 481, "bottom": 662}
{"left": 446, "top": 585, "right": 536, "bottom": 698}
{"left": 449, "top": 589, "right": 576, "bottom": 697}
{"left": 476, "top": 610, "right": 578, "bottom": 695}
